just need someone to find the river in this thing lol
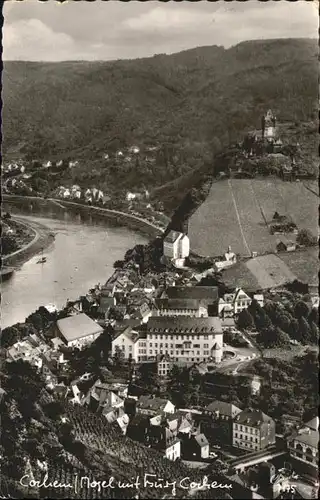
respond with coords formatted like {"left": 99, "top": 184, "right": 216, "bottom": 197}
{"left": 1, "top": 214, "right": 147, "bottom": 328}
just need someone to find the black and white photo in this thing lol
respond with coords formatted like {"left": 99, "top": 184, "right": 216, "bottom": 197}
{"left": 1, "top": 1, "right": 319, "bottom": 498}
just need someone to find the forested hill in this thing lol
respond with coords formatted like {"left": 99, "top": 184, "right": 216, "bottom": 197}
{"left": 2, "top": 38, "right": 317, "bottom": 190}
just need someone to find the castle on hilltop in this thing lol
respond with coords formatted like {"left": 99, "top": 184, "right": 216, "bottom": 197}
{"left": 261, "top": 109, "right": 277, "bottom": 140}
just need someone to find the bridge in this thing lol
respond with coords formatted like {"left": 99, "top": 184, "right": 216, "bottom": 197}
{"left": 227, "top": 445, "right": 287, "bottom": 471}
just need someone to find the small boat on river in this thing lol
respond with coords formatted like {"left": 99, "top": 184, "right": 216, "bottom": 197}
{"left": 36, "top": 256, "right": 47, "bottom": 264}
{"left": 36, "top": 248, "right": 47, "bottom": 264}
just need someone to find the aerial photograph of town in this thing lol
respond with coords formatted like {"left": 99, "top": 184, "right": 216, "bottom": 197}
{"left": 0, "top": 0, "right": 319, "bottom": 499}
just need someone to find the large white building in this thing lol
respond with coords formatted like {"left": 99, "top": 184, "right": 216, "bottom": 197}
{"left": 111, "top": 325, "right": 147, "bottom": 363}
{"left": 145, "top": 316, "right": 223, "bottom": 364}
{"left": 55, "top": 313, "right": 103, "bottom": 349}
{"left": 111, "top": 316, "right": 224, "bottom": 364}
{"left": 163, "top": 231, "right": 190, "bottom": 268}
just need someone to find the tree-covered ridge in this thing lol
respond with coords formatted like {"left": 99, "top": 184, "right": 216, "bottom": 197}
{"left": 3, "top": 38, "right": 317, "bottom": 195}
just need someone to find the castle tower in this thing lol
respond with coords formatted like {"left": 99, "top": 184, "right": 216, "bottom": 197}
{"left": 211, "top": 342, "right": 223, "bottom": 364}
{"left": 264, "top": 109, "right": 277, "bottom": 140}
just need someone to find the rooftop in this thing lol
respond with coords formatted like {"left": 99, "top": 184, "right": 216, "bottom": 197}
{"left": 195, "top": 433, "right": 209, "bottom": 447}
{"left": 306, "top": 416, "right": 319, "bottom": 432}
{"left": 205, "top": 400, "right": 242, "bottom": 417}
{"left": 57, "top": 313, "right": 103, "bottom": 342}
{"left": 235, "top": 409, "right": 273, "bottom": 427}
{"left": 164, "top": 231, "right": 184, "bottom": 244}
{"left": 114, "top": 319, "right": 141, "bottom": 330}
{"left": 293, "top": 427, "right": 319, "bottom": 449}
{"left": 277, "top": 238, "right": 295, "bottom": 246}
{"left": 154, "top": 298, "right": 205, "bottom": 310}
{"left": 164, "top": 286, "right": 218, "bottom": 302}
{"left": 113, "top": 326, "right": 145, "bottom": 343}
{"left": 234, "top": 288, "right": 251, "bottom": 302}
{"left": 128, "top": 414, "right": 150, "bottom": 427}
{"left": 137, "top": 395, "right": 172, "bottom": 411}
{"left": 146, "top": 316, "right": 223, "bottom": 334}
{"left": 292, "top": 416, "right": 319, "bottom": 448}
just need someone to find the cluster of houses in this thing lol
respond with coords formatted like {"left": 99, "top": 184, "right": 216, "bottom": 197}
{"left": 19, "top": 257, "right": 267, "bottom": 374}
{"left": 4, "top": 260, "right": 267, "bottom": 392}
{"left": 6, "top": 333, "right": 66, "bottom": 387}
{"left": 4, "top": 176, "right": 32, "bottom": 195}
{"left": 43, "top": 160, "right": 79, "bottom": 170}
{"left": 11, "top": 336, "right": 316, "bottom": 484}
{"left": 104, "top": 145, "right": 140, "bottom": 162}
{"left": 103, "top": 144, "right": 160, "bottom": 164}
{"left": 55, "top": 185, "right": 109, "bottom": 204}
{"left": 2, "top": 161, "right": 26, "bottom": 176}
{"left": 4, "top": 261, "right": 318, "bottom": 493}
{"left": 11, "top": 329, "right": 317, "bottom": 480}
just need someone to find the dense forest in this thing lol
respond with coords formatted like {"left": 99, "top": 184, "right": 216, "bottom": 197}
{"left": 3, "top": 38, "right": 318, "bottom": 201}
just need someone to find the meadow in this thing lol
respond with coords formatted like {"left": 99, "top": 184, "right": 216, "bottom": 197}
{"left": 189, "top": 178, "right": 318, "bottom": 258}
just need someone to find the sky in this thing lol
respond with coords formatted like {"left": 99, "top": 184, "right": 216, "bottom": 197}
{"left": 2, "top": 0, "right": 319, "bottom": 61}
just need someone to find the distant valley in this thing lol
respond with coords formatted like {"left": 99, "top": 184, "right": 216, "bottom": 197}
{"left": 2, "top": 38, "right": 318, "bottom": 207}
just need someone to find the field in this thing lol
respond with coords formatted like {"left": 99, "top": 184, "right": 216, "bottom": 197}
{"left": 188, "top": 179, "right": 250, "bottom": 257}
{"left": 222, "top": 262, "right": 261, "bottom": 291}
{"left": 245, "top": 254, "right": 297, "bottom": 289}
{"left": 280, "top": 247, "right": 318, "bottom": 285}
{"left": 252, "top": 179, "right": 318, "bottom": 235}
{"left": 188, "top": 178, "right": 318, "bottom": 257}
{"left": 223, "top": 248, "right": 318, "bottom": 290}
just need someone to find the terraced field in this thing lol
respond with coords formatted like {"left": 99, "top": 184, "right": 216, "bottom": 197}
{"left": 251, "top": 179, "right": 318, "bottom": 235}
{"left": 280, "top": 247, "right": 318, "bottom": 285}
{"left": 230, "top": 180, "right": 277, "bottom": 254}
{"left": 188, "top": 179, "right": 250, "bottom": 257}
{"left": 223, "top": 249, "right": 318, "bottom": 291}
{"left": 189, "top": 178, "right": 318, "bottom": 257}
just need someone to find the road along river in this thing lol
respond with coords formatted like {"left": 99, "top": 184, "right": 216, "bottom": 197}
{"left": 1, "top": 214, "right": 147, "bottom": 328}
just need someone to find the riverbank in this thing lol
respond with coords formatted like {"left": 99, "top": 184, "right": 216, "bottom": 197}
{"left": 2, "top": 195, "right": 166, "bottom": 240}
{"left": 1, "top": 215, "right": 147, "bottom": 327}
{"left": 2, "top": 216, "right": 55, "bottom": 268}
{"left": 1, "top": 217, "right": 36, "bottom": 256}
